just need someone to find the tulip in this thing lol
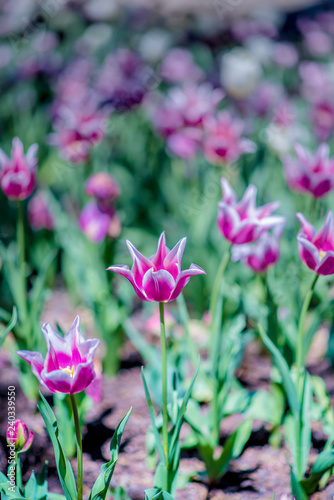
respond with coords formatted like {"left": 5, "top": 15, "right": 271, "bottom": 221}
{"left": 297, "top": 211, "right": 334, "bottom": 276}
{"left": 6, "top": 420, "right": 34, "bottom": 453}
{"left": 232, "top": 222, "right": 285, "bottom": 272}
{"left": 203, "top": 111, "right": 256, "bottom": 165}
{"left": 220, "top": 47, "right": 262, "bottom": 99}
{"left": 160, "top": 47, "right": 204, "bottom": 84}
{"left": 28, "top": 191, "right": 54, "bottom": 231}
{"left": 79, "top": 200, "right": 120, "bottom": 243}
{"left": 107, "top": 232, "right": 206, "bottom": 302}
{"left": 17, "top": 316, "right": 99, "bottom": 394}
{"left": 218, "top": 178, "right": 284, "bottom": 245}
{"left": 283, "top": 143, "right": 334, "bottom": 198}
{"left": 85, "top": 172, "right": 120, "bottom": 201}
{"left": 0, "top": 138, "right": 38, "bottom": 200}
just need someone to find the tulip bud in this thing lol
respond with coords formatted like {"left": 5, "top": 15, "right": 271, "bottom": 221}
{"left": 6, "top": 420, "right": 34, "bottom": 453}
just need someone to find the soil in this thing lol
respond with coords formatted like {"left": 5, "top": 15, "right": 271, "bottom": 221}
{"left": 0, "top": 289, "right": 334, "bottom": 500}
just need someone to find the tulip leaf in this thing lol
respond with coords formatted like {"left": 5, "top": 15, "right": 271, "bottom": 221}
{"left": 168, "top": 359, "right": 200, "bottom": 467}
{"left": 88, "top": 408, "right": 132, "bottom": 500}
{"left": 0, "top": 307, "right": 17, "bottom": 349}
{"left": 24, "top": 461, "right": 48, "bottom": 500}
{"left": 144, "top": 488, "right": 175, "bottom": 500}
{"left": 258, "top": 324, "right": 300, "bottom": 417}
{"left": 299, "top": 372, "right": 312, "bottom": 478}
{"left": 290, "top": 468, "right": 308, "bottom": 500}
{"left": 38, "top": 393, "right": 77, "bottom": 500}
{"left": 300, "top": 450, "right": 334, "bottom": 495}
{"left": 141, "top": 367, "right": 166, "bottom": 466}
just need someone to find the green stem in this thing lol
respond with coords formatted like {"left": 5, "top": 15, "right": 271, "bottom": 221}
{"left": 209, "top": 246, "right": 231, "bottom": 327}
{"left": 209, "top": 247, "right": 231, "bottom": 445}
{"left": 15, "top": 452, "right": 22, "bottom": 491}
{"left": 159, "top": 302, "right": 169, "bottom": 492}
{"left": 16, "top": 201, "right": 27, "bottom": 320}
{"left": 296, "top": 273, "right": 319, "bottom": 390}
{"left": 70, "top": 394, "right": 83, "bottom": 500}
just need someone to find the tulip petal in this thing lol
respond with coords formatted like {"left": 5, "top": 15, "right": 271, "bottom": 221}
{"left": 16, "top": 350, "right": 45, "bottom": 385}
{"left": 169, "top": 264, "right": 206, "bottom": 301}
{"left": 164, "top": 237, "right": 187, "bottom": 279}
{"left": 316, "top": 252, "right": 334, "bottom": 275}
{"left": 297, "top": 236, "right": 319, "bottom": 271}
{"left": 20, "top": 431, "right": 34, "bottom": 453}
{"left": 150, "top": 232, "right": 168, "bottom": 268}
{"left": 70, "top": 359, "right": 97, "bottom": 394}
{"left": 142, "top": 268, "right": 175, "bottom": 302}
{"left": 42, "top": 368, "right": 73, "bottom": 394}
{"left": 296, "top": 213, "right": 316, "bottom": 240}
{"left": 107, "top": 264, "right": 147, "bottom": 300}
{"left": 42, "top": 322, "right": 72, "bottom": 371}
{"left": 217, "top": 201, "right": 240, "bottom": 241}
{"left": 126, "top": 240, "right": 152, "bottom": 288}
{"left": 221, "top": 177, "right": 237, "bottom": 205}
{"left": 313, "top": 211, "right": 334, "bottom": 251}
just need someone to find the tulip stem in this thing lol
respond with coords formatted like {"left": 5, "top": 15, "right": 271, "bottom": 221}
{"left": 70, "top": 394, "right": 83, "bottom": 500}
{"left": 159, "top": 301, "right": 169, "bottom": 492}
{"left": 16, "top": 201, "right": 28, "bottom": 322}
{"left": 296, "top": 273, "right": 319, "bottom": 391}
{"left": 15, "top": 452, "right": 23, "bottom": 491}
{"left": 209, "top": 246, "right": 231, "bottom": 329}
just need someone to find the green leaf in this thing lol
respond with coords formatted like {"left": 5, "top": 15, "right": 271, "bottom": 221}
{"left": 290, "top": 468, "right": 308, "bottom": 500}
{"left": 258, "top": 324, "right": 300, "bottom": 416}
{"left": 299, "top": 372, "right": 312, "bottom": 478}
{"left": 168, "top": 359, "right": 200, "bottom": 467}
{"left": 88, "top": 408, "right": 132, "bottom": 500}
{"left": 0, "top": 307, "right": 17, "bottom": 349}
{"left": 24, "top": 461, "right": 48, "bottom": 500}
{"left": 38, "top": 393, "right": 77, "bottom": 500}
{"left": 141, "top": 367, "right": 166, "bottom": 466}
{"left": 144, "top": 488, "right": 175, "bottom": 500}
{"left": 301, "top": 450, "right": 334, "bottom": 495}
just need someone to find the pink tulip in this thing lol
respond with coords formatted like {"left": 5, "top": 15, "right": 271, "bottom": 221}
{"left": 85, "top": 172, "right": 120, "bottom": 201}
{"left": 232, "top": 222, "right": 284, "bottom": 272}
{"left": 17, "top": 316, "right": 99, "bottom": 394}
{"left": 203, "top": 112, "right": 256, "bottom": 166}
{"left": 79, "top": 201, "right": 120, "bottom": 243}
{"left": 283, "top": 143, "right": 334, "bottom": 198}
{"left": 28, "top": 191, "right": 54, "bottom": 231}
{"left": 160, "top": 48, "right": 204, "bottom": 84}
{"left": 6, "top": 420, "right": 34, "bottom": 453}
{"left": 218, "top": 178, "right": 284, "bottom": 245}
{"left": 297, "top": 211, "right": 334, "bottom": 276}
{"left": 0, "top": 138, "right": 38, "bottom": 200}
{"left": 107, "top": 232, "right": 206, "bottom": 302}
{"left": 311, "top": 101, "right": 334, "bottom": 142}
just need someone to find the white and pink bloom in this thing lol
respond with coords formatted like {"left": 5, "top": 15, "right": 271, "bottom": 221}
{"left": 232, "top": 222, "right": 285, "bottom": 273}
{"left": 218, "top": 178, "right": 284, "bottom": 245}
{"left": 203, "top": 112, "right": 256, "bottom": 165}
{"left": 0, "top": 138, "right": 38, "bottom": 200}
{"left": 297, "top": 211, "right": 334, "bottom": 276}
{"left": 6, "top": 420, "right": 34, "bottom": 453}
{"left": 107, "top": 232, "right": 206, "bottom": 302}
{"left": 283, "top": 143, "right": 334, "bottom": 198}
{"left": 28, "top": 191, "right": 54, "bottom": 231}
{"left": 17, "top": 316, "right": 99, "bottom": 395}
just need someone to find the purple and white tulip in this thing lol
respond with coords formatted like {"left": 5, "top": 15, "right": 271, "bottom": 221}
{"left": 218, "top": 178, "right": 284, "bottom": 245}
{"left": 297, "top": 211, "right": 334, "bottom": 276}
{"left": 107, "top": 232, "right": 206, "bottom": 302}
{"left": 17, "top": 316, "right": 99, "bottom": 394}
{"left": 6, "top": 420, "right": 34, "bottom": 453}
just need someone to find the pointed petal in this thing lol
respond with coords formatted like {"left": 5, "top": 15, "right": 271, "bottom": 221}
{"left": 217, "top": 201, "right": 240, "bottom": 242}
{"left": 126, "top": 240, "right": 152, "bottom": 287}
{"left": 70, "top": 359, "right": 96, "bottom": 394}
{"left": 142, "top": 268, "right": 175, "bottom": 302}
{"left": 42, "top": 368, "right": 73, "bottom": 394}
{"left": 314, "top": 211, "right": 334, "bottom": 251}
{"left": 221, "top": 177, "right": 237, "bottom": 205}
{"left": 169, "top": 264, "right": 206, "bottom": 301}
{"left": 164, "top": 237, "right": 187, "bottom": 278}
{"left": 150, "top": 232, "right": 168, "bottom": 268}
{"left": 296, "top": 213, "right": 316, "bottom": 240}
{"left": 297, "top": 236, "right": 319, "bottom": 271}
{"left": 107, "top": 264, "right": 147, "bottom": 300}
{"left": 237, "top": 184, "right": 257, "bottom": 217}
